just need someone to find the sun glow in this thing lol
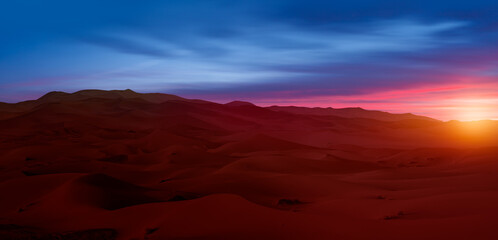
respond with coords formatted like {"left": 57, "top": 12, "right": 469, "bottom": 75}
{"left": 456, "top": 106, "right": 491, "bottom": 122}
{"left": 451, "top": 98, "right": 497, "bottom": 122}
{"left": 452, "top": 119, "right": 497, "bottom": 145}
{"left": 448, "top": 98, "right": 498, "bottom": 143}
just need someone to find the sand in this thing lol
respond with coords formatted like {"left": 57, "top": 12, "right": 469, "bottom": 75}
{"left": 1, "top": 89, "right": 498, "bottom": 239}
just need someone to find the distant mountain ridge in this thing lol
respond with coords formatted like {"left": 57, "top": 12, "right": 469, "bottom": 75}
{"left": 38, "top": 89, "right": 186, "bottom": 104}
{"left": 266, "top": 106, "right": 439, "bottom": 122}
{"left": 0, "top": 89, "right": 438, "bottom": 122}
{"left": 0, "top": 89, "right": 189, "bottom": 112}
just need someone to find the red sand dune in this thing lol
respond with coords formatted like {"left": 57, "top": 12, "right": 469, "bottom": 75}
{"left": 1, "top": 89, "right": 498, "bottom": 239}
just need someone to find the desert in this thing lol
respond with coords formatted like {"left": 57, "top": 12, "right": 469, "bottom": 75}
{"left": 1, "top": 89, "right": 498, "bottom": 239}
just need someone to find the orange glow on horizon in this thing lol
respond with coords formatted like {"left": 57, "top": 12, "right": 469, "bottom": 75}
{"left": 447, "top": 98, "right": 497, "bottom": 122}
{"left": 451, "top": 120, "right": 498, "bottom": 146}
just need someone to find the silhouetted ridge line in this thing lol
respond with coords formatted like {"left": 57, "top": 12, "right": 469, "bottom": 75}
{"left": 1, "top": 89, "right": 437, "bottom": 121}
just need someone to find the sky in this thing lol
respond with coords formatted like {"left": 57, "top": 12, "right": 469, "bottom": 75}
{"left": 1, "top": 0, "right": 498, "bottom": 121}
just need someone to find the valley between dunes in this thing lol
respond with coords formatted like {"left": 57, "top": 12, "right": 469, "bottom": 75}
{"left": 1, "top": 89, "right": 498, "bottom": 239}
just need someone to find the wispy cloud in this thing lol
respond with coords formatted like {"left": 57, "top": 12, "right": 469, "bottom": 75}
{"left": 78, "top": 34, "right": 174, "bottom": 58}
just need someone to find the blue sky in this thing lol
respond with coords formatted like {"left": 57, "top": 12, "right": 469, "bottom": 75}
{"left": 1, "top": 0, "right": 498, "bottom": 120}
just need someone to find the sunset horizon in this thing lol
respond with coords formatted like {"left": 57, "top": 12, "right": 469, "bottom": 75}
{"left": 3, "top": 88, "right": 497, "bottom": 122}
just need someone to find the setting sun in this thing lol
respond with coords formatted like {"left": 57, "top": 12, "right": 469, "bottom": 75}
{"left": 456, "top": 106, "right": 492, "bottom": 121}
{"left": 446, "top": 98, "right": 498, "bottom": 121}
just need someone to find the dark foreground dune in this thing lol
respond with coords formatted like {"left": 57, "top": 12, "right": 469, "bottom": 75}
{"left": 1, "top": 90, "right": 498, "bottom": 239}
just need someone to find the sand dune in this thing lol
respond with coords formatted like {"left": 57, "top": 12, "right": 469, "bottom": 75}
{"left": 1, "top": 90, "right": 498, "bottom": 239}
